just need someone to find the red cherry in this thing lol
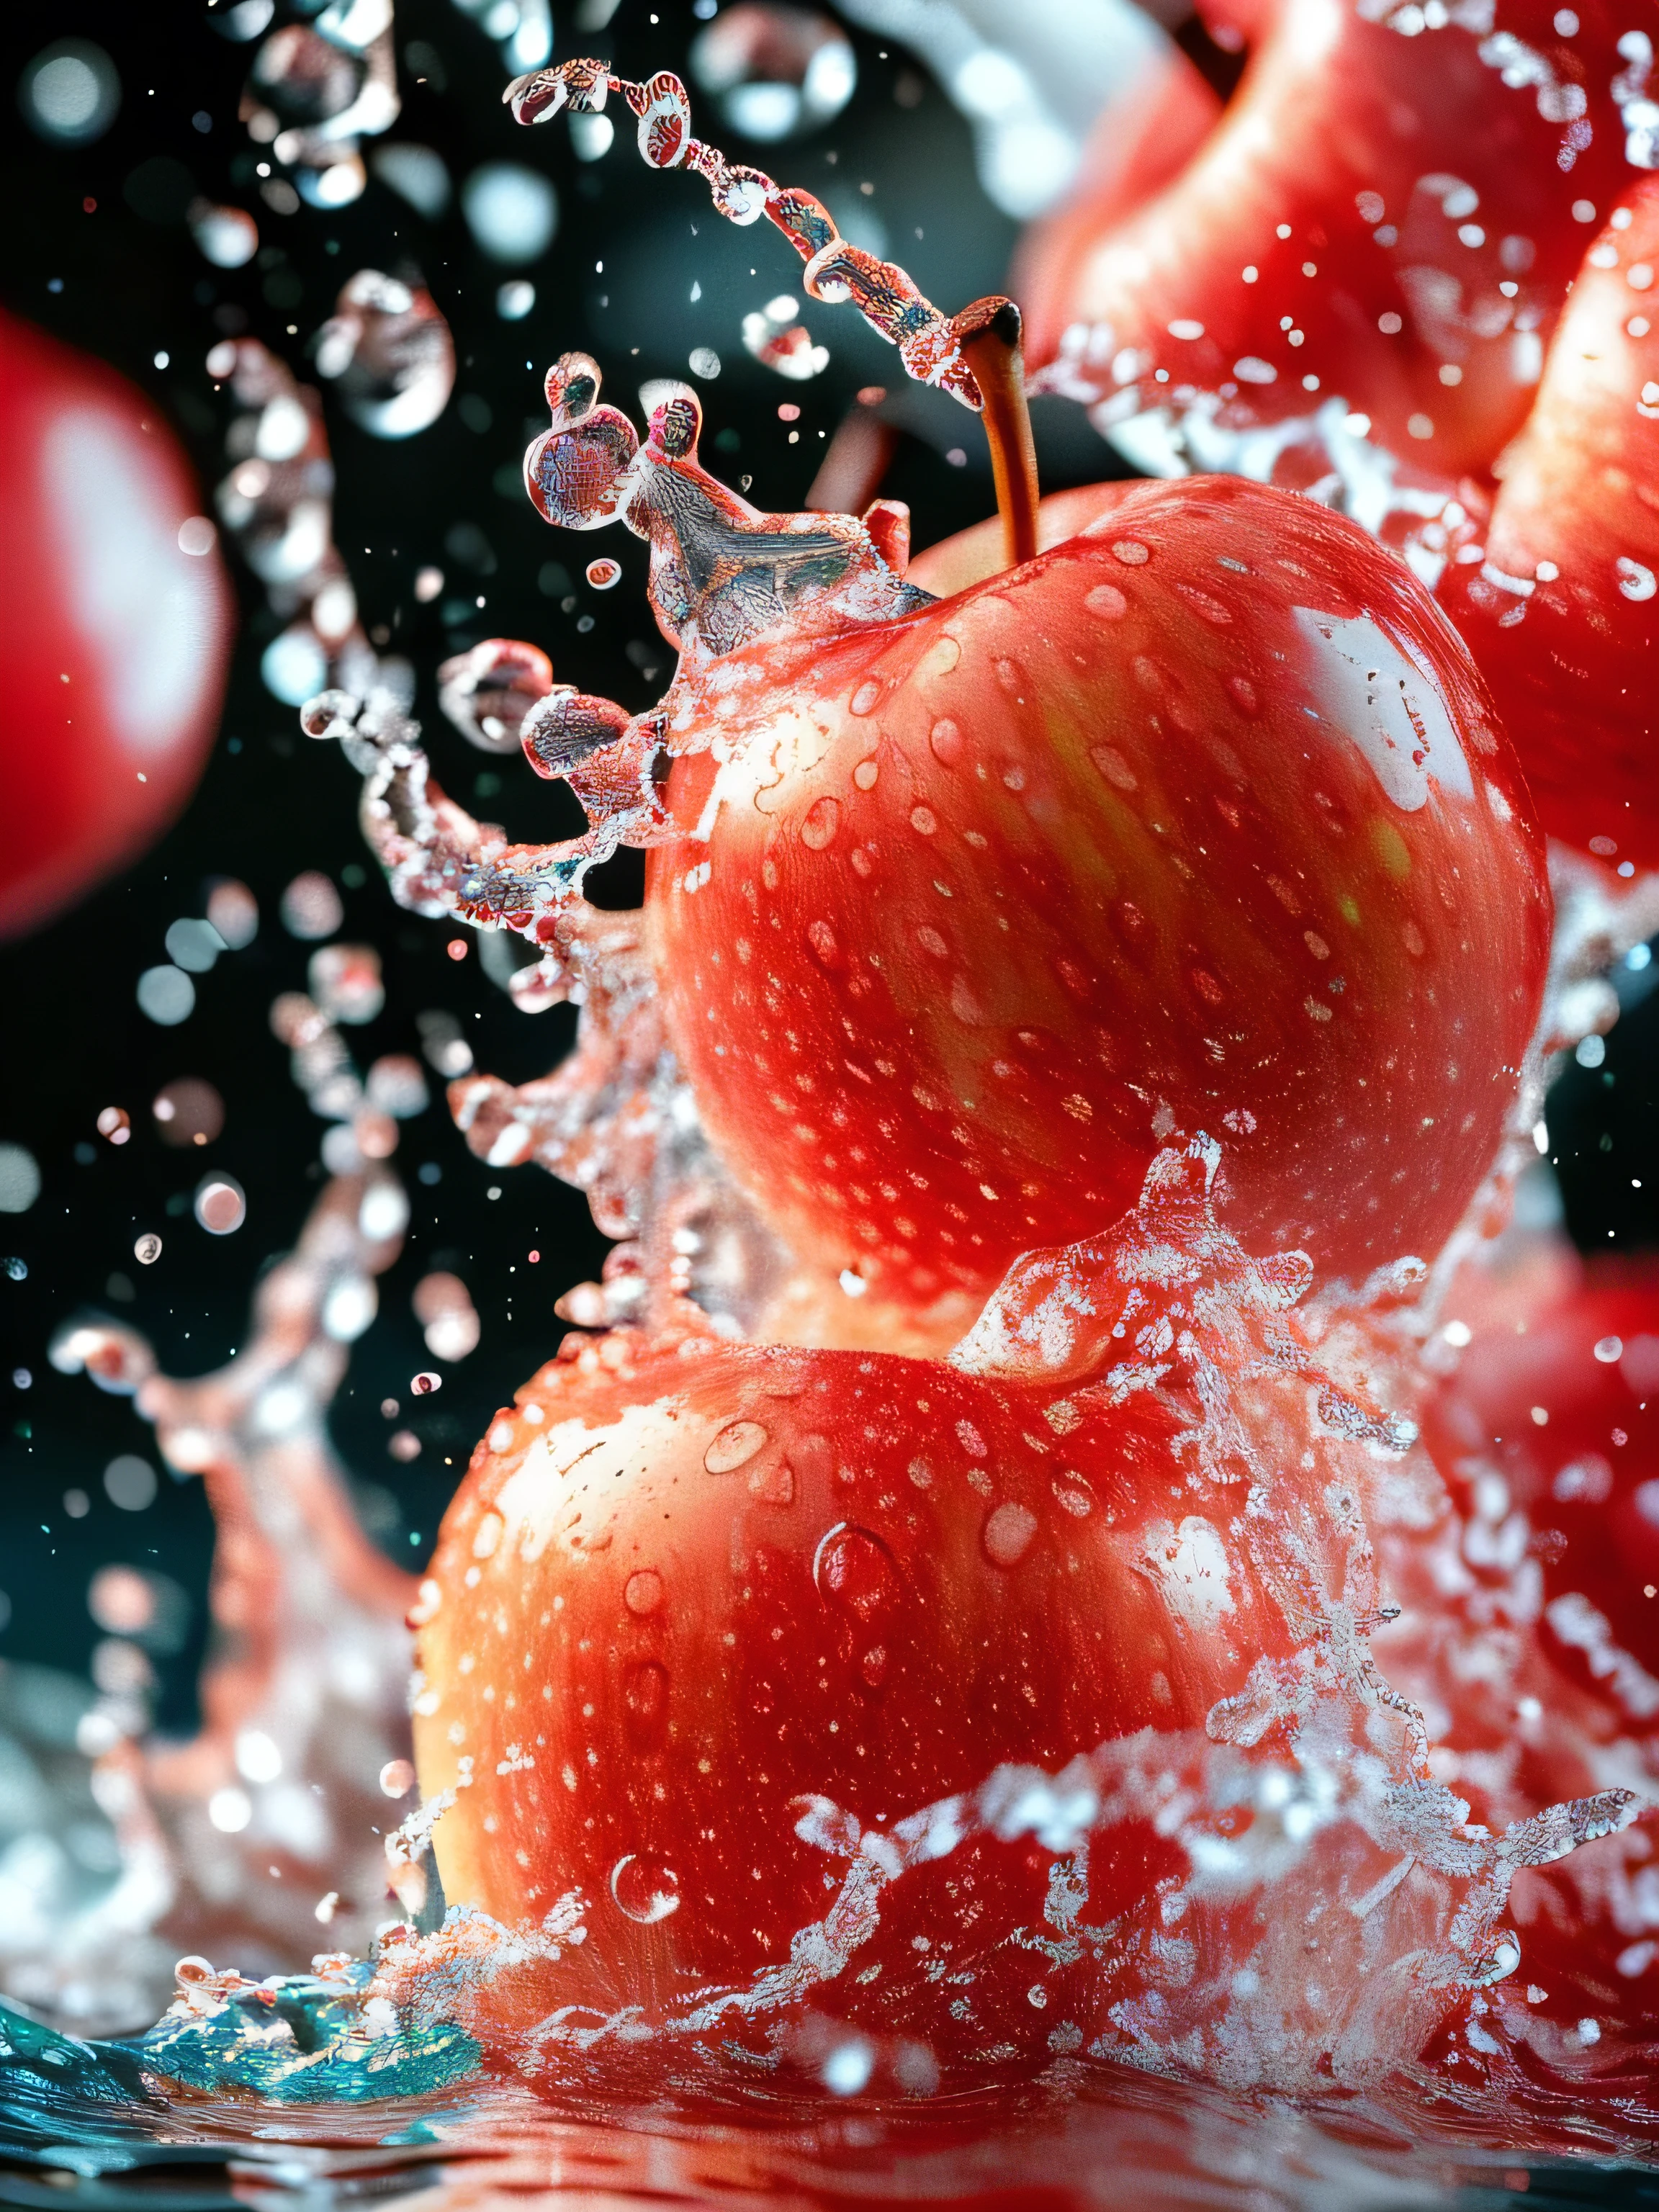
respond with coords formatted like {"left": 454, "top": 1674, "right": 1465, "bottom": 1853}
{"left": 647, "top": 475, "right": 1550, "bottom": 1317}
{"left": 1437, "top": 178, "right": 1659, "bottom": 868}
{"left": 0, "top": 306, "right": 233, "bottom": 938}
{"left": 1017, "top": 0, "right": 1635, "bottom": 485}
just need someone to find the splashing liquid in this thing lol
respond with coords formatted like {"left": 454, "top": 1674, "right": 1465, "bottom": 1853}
{"left": 12, "top": 41, "right": 1659, "bottom": 2212}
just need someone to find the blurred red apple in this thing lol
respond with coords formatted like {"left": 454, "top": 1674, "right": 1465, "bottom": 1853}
{"left": 0, "top": 305, "right": 233, "bottom": 938}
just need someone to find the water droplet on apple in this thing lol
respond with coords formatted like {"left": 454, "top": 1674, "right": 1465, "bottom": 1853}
{"left": 610, "top": 1852, "right": 680, "bottom": 1922}
{"left": 929, "top": 716, "right": 963, "bottom": 765}
{"left": 704, "top": 1419, "right": 768, "bottom": 1473}
{"left": 814, "top": 1521, "right": 902, "bottom": 1625}
{"left": 982, "top": 1500, "right": 1038, "bottom": 1568}
{"left": 624, "top": 1568, "right": 664, "bottom": 1616}
{"left": 800, "top": 796, "right": 840, "bottom": 849}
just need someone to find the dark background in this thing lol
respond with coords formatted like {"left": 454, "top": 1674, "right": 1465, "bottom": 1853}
{"left": 0, "top": 0, "right": 1652, "bottom": 1741}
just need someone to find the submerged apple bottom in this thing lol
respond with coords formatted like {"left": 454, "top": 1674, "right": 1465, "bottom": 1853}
{"left": 395, "top": 1153, "right": 1632, "bottom": 2109}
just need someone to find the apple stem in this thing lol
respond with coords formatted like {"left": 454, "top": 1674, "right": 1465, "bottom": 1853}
{"left": 958, "top": 299, "right": 1040, "bottom": 570}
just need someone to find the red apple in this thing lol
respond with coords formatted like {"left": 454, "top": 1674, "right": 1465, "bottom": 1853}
{"left": 0, "top": 307, "right": 233, "bottom": 938}
{"left": 1437, "top": 177, "right": 1659, "bottom": 868}
{"left": 1018, "top": 0, "right": 1638, "bottom": 490}
{"left": 646, "top": 474, "right": 1550, "bottom": 1315}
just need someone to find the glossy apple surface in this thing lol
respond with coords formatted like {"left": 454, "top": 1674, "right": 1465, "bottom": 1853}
{"left": 1017, "top": 0, "right": 1635, "bottom": 483}
{"left": 412, "top": 1324, "right": 1200, "bottom": 2075}
{"left": 1428, "top": 1252, "right": 1659, "bottom": 1709}
{"left": 0, "top": 306, "right": 233, "bottom": 938}
{"left": 1437, "top": 179, "right": 1659, "bottom": 868}
{"left": 408, "top": 1138, "right": 1499, "bottom": 2095}
{"left": 647, "top": 475, "right": 1550, "bottom": 1312}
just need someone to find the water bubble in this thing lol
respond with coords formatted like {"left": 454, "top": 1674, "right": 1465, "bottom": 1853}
{"left": 137, "top": 966, "right": 195, "bottom": 1026}
{"left": 411, "top": 1370, "right": 442, "bottom": 1395}
{"left": 704, "top": 1419, "right": 768, "bottom": 1473}
{"left": 609, "top": 1852, "right": 680, "bottom": 1922}
{"left": 96, "top": 1107, "right": 131, "bottom": 1146}
{"left": 5, "top": 1257, "right": 28, "bottom": 1281}
{"left": 322, "top": 1275, "right": 376, "bottom": 1341}
{"left": 133, "top": 1233, "right": 163, "bottom": 1266}
{"left": 104, "top": 1455, "right": 158, "bottom": 1512}
{"left": 586, "top": 557, "right": 622, "bottom": 589}
{"left": 379, "top": 1758, "right": 416, "bottom": 1798}
{"left": 206, "top": 879, "right": 258, "bottom": 948}
{"left": 194, "top": 1175, "right": 246, "bottom": 1236}
{"left": 359, "top": 1180, "right": 409, "bottom": 1241}
{"left": 923, "top": 717, "right": 963, "bottom": 768}
{"left": 309, "top": 943, "right": 385, "bottom": 1024}
{"left": 0, "top": 1145, "right": 42, "bottom": 1213}
{"left": 417, "top": 1010, "right": 473, "bottom": 1079}
{"left": 314, "top": 269, "right": 456, "bottom": 439}
{"left": 462, "top": 163, "right": 557, "bottom": 263}
{"left": 235, "top": 1729, "right": 282, "bottom": 1784}
{"left": 89, "top": 1567, "right": 153, "bottom": 1635}
{"left": 390, "top": 1429, "right": 421, "bottom": 1462}
{"left": 263, "top": 626, "right": 330, "bottom": 707}
{"left": 22, "top": 40, "right": 120, "bottom": 144}
{"left": 688, "top": 346, "right": 722, "bottom": 379}
{"left": 367, "top": 1058, "right": 427, "bottom": 1122}
{"left": 164, "top": 917, "right": 225, "bottom": 974}
{"left": 370, "top": 142, "right": 452, "bottom": 219}
{"left": 800, "top": 796, "right": 840, "bottom": 849}
{"left": 820, "top": 2037, "right": 875, "bottom": 2095}
{"left": 624, "top": 1568, "right": 665, "bottom": 1616}
{"left": 153, "top": 1079, "right": 225, "bottom": 1149}
{"left": 439, "top": 639, "right": 557, "bottom": 755}
{"left": 497, "top": 278, "right": 536, "bottom": 320}
{"left": 414, "top": 1272, "right": 480, "bottom": 1361}
{"left": 570, "top": 111, "right": 614, "bottom": 161}
{"left": 208, "top": 1786, "right": 253, "bottom": 1834}
{"left": 690, "top": 9, "right": 855, "bottom": 142}
{"left": 814, "top": 1521, "right": 902, "bottom": 1628}
{"left": 741, "top": 300, "right": 828, "bottom": 379}
{"left": 982, "top": 1500, "right": 1038, "bottom": 1568}
{"left": 282, "top": 871, "right": 343, "bottom": 940}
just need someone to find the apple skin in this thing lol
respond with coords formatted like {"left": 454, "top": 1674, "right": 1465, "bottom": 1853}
{"left": 0, "top": 307, "right": 234, "bottom": 938}
{"left": 645, "top": 475, "right": 1550, "bottom": 1311}
{"left": 1426, "top": 1251, "right": 1659, "bottom": 1707}
{"left": 1016, "top": 0, "right": 1635, "bottom": 482}
{"left": 1436, "top": 179, "right": 1659, "bottom": 871}
{"left": 410, "top": 1329, "right": 1203, "bottom": 2079}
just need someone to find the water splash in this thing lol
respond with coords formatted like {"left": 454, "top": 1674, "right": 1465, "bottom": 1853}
{"left": 207, "top": 333, "right": 403, "bottom": 711}
{"left": 314, "top": 269, "right": 455, "bottom": 440}
{"left": 501, "top": 55, "right": 1003, "bottom": 411}
{"left": 8, "top": 979, "right": 438, "bottom": 2030}
{"left": 240, "top": 0, "right": 400, "bottom": 211}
